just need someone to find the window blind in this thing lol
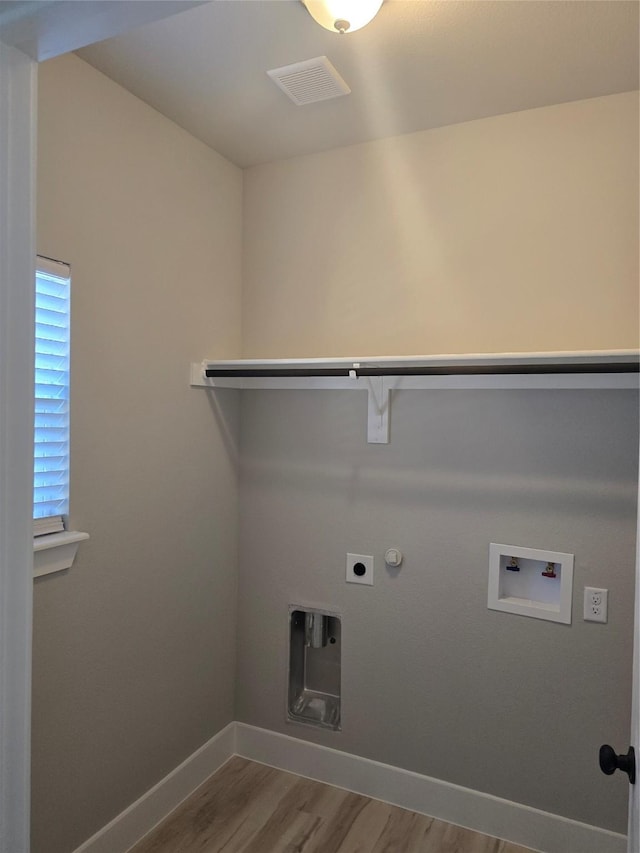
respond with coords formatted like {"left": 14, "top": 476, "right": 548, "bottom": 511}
{"left": 34, "top": 257, "right": 70, "bottom": 528}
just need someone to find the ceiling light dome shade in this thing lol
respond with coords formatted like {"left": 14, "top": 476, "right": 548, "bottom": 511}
{"left": 302, "top": 0, "right": 383, "bottom": 33}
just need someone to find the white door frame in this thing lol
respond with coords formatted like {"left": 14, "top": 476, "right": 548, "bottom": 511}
{"left": 0, "top": 38, "right": 36, "bottom": 853}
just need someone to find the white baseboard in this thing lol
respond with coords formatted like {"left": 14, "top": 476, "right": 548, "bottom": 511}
{"left": 235, "top": 723, "right": 627, "bottom": 853}
{"left": 72, "top": 721, "right": 627, "bottom": 853}
{"left": 72, "top": 722, "right": 236, "bottom": 853}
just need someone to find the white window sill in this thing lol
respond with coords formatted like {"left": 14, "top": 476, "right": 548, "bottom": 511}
{"left": 33, "top": 531, "right": 89, "bottom": 578}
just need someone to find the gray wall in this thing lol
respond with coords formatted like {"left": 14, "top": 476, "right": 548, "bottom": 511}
{"left": 236, "top": 387, "right": 638, "bottom": 833}
{"left": 32, "top": 54, "right": 242, "bottom": 853}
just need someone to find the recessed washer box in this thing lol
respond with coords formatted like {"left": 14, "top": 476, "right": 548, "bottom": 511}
{"left": 488, "top": 543, "right": 574, "bottom": 624}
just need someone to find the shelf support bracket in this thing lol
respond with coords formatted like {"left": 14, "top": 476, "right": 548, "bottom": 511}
{"left": 366, "top": 376, "right": 390, "bottom": 444}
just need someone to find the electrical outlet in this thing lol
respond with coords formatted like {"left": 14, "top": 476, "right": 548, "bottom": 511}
{"left": 346, "top": 553, "right": 373, "bottom": 586}
{"left": 583, "top": 587, "right": 608, "bottom": 623}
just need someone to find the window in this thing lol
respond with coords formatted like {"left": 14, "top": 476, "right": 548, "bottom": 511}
{"left": 33, "top": 257, "right": 86, "bottom": 579}
{"left": 34, "top": 256, "right": 70, "bottom": 535}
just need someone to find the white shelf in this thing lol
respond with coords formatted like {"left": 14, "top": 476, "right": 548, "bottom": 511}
{"left": 197, "top": 348, "right": 637, "bottom": 374}
{"left": 190, "top": 349, "right": 639, "bottom": 444}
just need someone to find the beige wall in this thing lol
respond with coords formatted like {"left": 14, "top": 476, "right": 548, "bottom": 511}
{"left": 238, "top": 92, "right": 639, "bottom": 835}
{"left": 243, "top": 92, "right": 639, "bottom": 358}
{"left": 33, "top": 53, "right": 242, "bottom": 853}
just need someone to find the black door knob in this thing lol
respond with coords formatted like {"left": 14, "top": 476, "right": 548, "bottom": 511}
{"left": 599, "top": 744, "right": 636, "bottom": 784}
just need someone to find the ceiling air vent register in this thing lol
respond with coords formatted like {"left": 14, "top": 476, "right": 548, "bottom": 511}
{"left": 267, "top": 56, "right": 351, "bottom": 105}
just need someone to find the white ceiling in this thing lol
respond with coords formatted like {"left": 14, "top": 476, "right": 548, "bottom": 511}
{"left": 74, "top": 0, "right": 639, "bottom": 168}
{"left": 0, "top": 1, "right": 205, "bottom": 61}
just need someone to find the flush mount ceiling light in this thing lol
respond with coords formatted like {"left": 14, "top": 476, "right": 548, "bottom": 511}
{"left": 302, "top": 0, "right": 383, "bottom": 34}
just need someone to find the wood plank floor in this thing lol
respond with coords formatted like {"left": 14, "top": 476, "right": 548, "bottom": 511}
{"left": 129, "top": 757, "right": 535, "bottom": 853}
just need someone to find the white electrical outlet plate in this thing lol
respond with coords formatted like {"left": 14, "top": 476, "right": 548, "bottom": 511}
{"left": 346, "top": 553, "right": 373, "bottom": 586}
{"left": 584, "top": 587, "right": 608, "bottom": 623}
